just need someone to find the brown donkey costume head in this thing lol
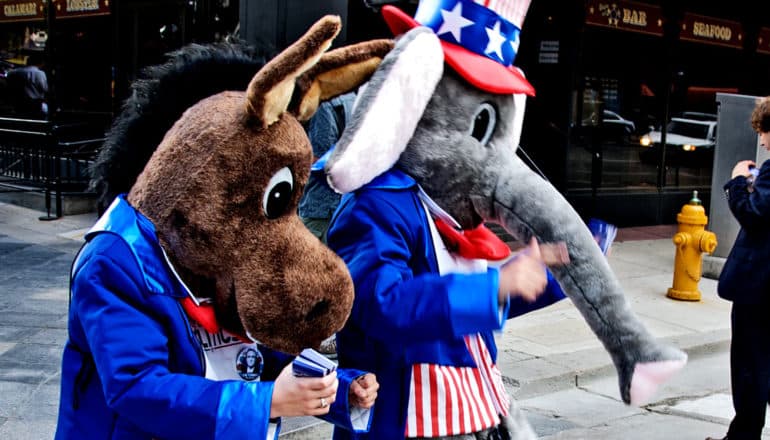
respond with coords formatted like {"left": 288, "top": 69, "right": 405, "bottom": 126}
{"left": 90, "top": 16, "right": 392, "bottom": 354}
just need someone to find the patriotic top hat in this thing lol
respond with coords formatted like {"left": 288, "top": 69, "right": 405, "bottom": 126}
{"left": 382, "top": 0, "right": 534, "bottom": 95}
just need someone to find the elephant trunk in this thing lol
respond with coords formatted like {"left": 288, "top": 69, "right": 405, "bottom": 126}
{"left": 472, "top": 153, "right": 686, "bottom": 405}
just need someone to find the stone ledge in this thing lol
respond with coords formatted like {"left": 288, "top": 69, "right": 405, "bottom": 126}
{"left": 0, "top": 183, "right": 96, "bottom": 216}
{"left": 702, "top": 255, "right": 725, "bottom": 280}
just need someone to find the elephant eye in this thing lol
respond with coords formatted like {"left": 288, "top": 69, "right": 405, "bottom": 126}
{"left": 469, "top": 102, "right": 497, "bottom": 145}
{"left": 262, "top": 167, "right": 294, "bottom": 219}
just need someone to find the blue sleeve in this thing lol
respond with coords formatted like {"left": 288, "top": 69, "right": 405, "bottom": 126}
{"left": 71, "top": 240, "right": 275, "bottom": 440}
{"left": 506, "top": 268, "right": 566, "bottom": 319}
{"left": 327, "top": 189, "right": 503, "bottom": 344}
{"left": 320, "top": 368, "right": 374, "bottom": 433}
{"left": 724, "top": 160, "right": 770, "bottom": 230}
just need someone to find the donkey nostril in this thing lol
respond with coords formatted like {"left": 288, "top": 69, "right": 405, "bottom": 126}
{"left": 305, "top": 300, "right": 330, "bottom": 322}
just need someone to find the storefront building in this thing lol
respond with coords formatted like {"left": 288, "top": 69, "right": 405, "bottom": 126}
{"left": 0, "top": 0, "right": 240, "bottom": 121}
{"left": 513, "top": 0, "right": 770, "bottom": 225}
{"left": 345, "top": 0, "right": 770, "bottom": 226}
{"left": 276, "top": 0, "right": 770, "bottom": 226}
{"left": 0, "top": 0, "right": 240, "bottom": 217}
{"left": 2, "top": 0, "right": 767, "bottom": 225}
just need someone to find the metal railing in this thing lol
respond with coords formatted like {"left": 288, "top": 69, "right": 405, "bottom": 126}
{"left": 0, "top": 116, "right": 105, "bottom": 219}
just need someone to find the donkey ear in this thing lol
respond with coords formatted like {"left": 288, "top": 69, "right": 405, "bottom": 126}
{"left": 245, "top": 15, "right": 341, "bottom": 128}
{"left": 291, "top": 39, "right": 394, "bottom": 122}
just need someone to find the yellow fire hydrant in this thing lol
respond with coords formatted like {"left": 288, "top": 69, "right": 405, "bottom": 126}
{"left": 667, "top": 191, "right": 717, "bottom": 301}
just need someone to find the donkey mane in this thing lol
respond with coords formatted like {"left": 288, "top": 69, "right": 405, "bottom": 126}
{"left": 90, "top": 41, "right": 275, "bottom": 211}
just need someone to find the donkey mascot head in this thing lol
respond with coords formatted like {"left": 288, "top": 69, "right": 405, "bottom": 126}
{"left": 90, "top": 16, "right": 392, "bottom": 354}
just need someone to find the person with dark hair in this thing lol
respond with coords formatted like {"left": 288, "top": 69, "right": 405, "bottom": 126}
{"left": 6, "top": 51, "right": 48, "bottom": 118}
{"left": 707, "top": 96, "right": 770, "bottom": 440}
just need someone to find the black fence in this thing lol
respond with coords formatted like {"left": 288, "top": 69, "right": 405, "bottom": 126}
{"left": 0, "top": 115, "right": 107, "bottom": 219}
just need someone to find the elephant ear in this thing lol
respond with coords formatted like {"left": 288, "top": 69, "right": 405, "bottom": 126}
{"left": 511, "top": 92, "right": 527, "bottom": 152}
{"left": 324, "top": 26, "right": 444, "bottom": 194}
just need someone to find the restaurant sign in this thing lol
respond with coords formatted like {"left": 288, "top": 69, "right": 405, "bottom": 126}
{"left": 758, "top": 27, "right": 770, "bottom": 55}
{"left": 680, "top": 13, "right": 743, "bottom": 49}
{"left": 54, "top": 0, "right": 110, "bottom": 19}
{"left": 0, "top": 0, "right": 44, "bottom": 23}
{"left": 585, "top": 0, "right": 664, "bottom": 37}
{"left": 0, "top": 0, "right": 109, "bottom": 22}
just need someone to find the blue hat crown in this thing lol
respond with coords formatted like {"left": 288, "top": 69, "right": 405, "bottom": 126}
{"left": 414, "top": 0, "right": 531, "bottom": 67}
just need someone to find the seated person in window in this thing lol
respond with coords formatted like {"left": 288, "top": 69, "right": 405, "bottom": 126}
{"left": 6, "top": 52, "right": 48, "bottom": 118}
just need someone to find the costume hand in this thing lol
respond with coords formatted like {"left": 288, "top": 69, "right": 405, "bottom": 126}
{"left": 270, "top": 364, "right": 338, "bottom": 418}
{"left": 732, "top": 160, "right": 756, "bottom": 179}
{"left": 498, "top": 238, "right": 550, "bottom": 304}
{"left": 349, "top": 373, "right": 379, "bottom": 409}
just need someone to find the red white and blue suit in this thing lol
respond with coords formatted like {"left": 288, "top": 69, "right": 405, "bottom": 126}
{"left": 327, "top": 168, "right": 566, "bottom": 439}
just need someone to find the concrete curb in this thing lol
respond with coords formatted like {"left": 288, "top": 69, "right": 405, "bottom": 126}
{"left": 278, "top": 330, "right": 731, "bottom": 438}
{"left": 510, "top": 328, "right": 731, "bottom": 400}
{"left": 702, "top": 254, "right": 726, "bottom": 280}
{"left": 0, "top": 183, "right": 97, "bottom": 216}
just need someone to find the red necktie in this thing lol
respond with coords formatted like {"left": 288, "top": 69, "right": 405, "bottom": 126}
{"left": 180, "top": 297, "right": 252, "bottom": 344}
{"left": 433, "top": 218, "right": 511, "bottom": 261}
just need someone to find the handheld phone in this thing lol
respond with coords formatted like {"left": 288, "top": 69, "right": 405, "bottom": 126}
{"left": 748, "top": 165, "right": 759, "bottom": 192}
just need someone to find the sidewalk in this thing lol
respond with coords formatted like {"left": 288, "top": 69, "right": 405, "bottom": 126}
{"left": 0, "top": 203, "right": 732, "bottom": 439}
{"left": 281, "top": 224, "right": 733, "bottom": 438}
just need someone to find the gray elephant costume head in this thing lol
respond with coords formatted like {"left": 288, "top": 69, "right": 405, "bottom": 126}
{"left": 324, "top": 0, "right": 687, "bottom": 408}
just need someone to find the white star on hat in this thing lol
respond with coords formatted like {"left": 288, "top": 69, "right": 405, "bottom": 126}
{"left": 436, "top": 2, "right": 474, "bottom": 43}
{"left": 484, "top": 21, "right": 507, "bottom": 61}
{"left": 510, "top": 33, "right": 520, "bottom": 53}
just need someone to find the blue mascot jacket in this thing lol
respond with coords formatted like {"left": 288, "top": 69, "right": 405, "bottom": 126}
{"left": 326, "top": 169, "right": 566, "bottom": 440}
{"left": 55, "top": 195, "right": 367, "bottom": 440}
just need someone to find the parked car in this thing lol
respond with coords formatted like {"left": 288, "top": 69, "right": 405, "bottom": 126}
{"left": 577, "top": 109, "right": 638, "bottom": 144}
{"left": 603, "top": 109, "right": 636, "bottom": 134}
{"left": 676, "top": 111, "right": 717, "bottom": 122}
{"left": 639, "top": 117, "right": 717, "bottom": 166}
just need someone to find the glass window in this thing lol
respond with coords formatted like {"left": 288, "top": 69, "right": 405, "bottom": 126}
{"left": 667, "top": 120, "right": 710, "bottom": 139}
{"left": 0, "top": 21, "right": 48, "bottom": 117}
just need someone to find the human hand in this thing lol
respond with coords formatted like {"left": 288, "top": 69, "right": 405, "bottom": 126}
{"left": 538, "top": 241, "right": 570, "bottom": 267}
{"left": 732, "top": 160, "right": 756, "bottom": 179}
{"left": 270, "top": 364, "right": 338, "bottom": 418}
{"left": 498, "top": 238, "right": 553, "bottom": 304}
{"left": 349, "top": 373, "right": 379, "bottom": 409}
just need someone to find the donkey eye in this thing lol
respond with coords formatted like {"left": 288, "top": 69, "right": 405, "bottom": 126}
{"left": 469, "top": 102, "right": 497, "bottom": 145}
{"left": 262, "top": 167, "right": 294, "bottom": 219}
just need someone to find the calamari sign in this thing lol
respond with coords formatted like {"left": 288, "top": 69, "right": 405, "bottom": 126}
{"left": 0, "top": 0, "right": 44, "bottom": 23}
